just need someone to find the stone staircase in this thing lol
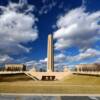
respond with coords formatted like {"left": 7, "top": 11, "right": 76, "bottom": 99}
{"left": 24, "top": 72, "right": 39, "bottom": 80}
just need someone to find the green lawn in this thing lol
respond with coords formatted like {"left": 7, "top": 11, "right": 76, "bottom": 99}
{"left": 63, "top": 74, "right": 100, "bottom": 85}
{"left": 0, "top": 74, "right": 100, "bottom": 94}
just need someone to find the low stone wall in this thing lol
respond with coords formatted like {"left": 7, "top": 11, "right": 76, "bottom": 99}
{"left": 73, "top": 71, "right": 100, "bottom": 76}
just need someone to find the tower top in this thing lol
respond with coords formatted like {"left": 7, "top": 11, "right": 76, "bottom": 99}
{"left": 48, "top": 34, "right": 53, "bottom": 37}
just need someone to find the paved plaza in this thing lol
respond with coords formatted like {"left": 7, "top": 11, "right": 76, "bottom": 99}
{"left": 0, "top": 95, "right": 99, "bottom": 100}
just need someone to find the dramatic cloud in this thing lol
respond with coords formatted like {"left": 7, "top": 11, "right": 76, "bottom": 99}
{"left": 54, "top": 7, "right": 100, "bottom": 50}
{"left": 27, "top": 48, "right": 100, "bottom": 70}
{"left": 95, "top": 58, "right": 100, "bottom": 64}
{"left": 68, "top": 48, "right": 100, "bottom": 63}
{"left": 52, "top": 6, "right": 100, "bottom": 67}
{"left": 54, "top": 53, "right": 66, "bottom": 63}
{"left": 39, "top": 58, "right": 47, "bottom": 63}
{"left": 54, "top": 48, "right": 100, "bottom": 65}
{"left": 0, "top": 55, "right": 14, "bottom": 64}
{"left": 0, "top": 1, "right": 38, "bottom": 64}
{"left": 25, "top": 59, "right": 47, "bottom": 71}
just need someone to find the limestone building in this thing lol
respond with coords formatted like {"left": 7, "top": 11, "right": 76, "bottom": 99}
{"left": 76, "top": 64, "right": 100, "bottom": 72}
{"left": 5, "top": 64, "right": 26, "bottom": 71}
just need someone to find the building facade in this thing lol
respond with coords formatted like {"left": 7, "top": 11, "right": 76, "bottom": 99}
{"left": 5, "top": 64, "right": 26, "bottom": 71}
{"left": 76, "top": 64, "right": 100, "bottom": 72}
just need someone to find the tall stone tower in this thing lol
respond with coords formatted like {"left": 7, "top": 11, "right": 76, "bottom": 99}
{"left": 47, "top": 34, "right": 54, "bottom": 72}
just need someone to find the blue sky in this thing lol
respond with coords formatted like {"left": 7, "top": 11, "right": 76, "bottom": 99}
{"left": 0, "top": 0, "right": 100, "bottom": 70}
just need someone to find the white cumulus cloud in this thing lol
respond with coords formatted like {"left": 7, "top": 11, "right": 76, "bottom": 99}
{"left": 0, "top": 1, "right": 38, "bottom": 64}
{"left": 0, "top": 55, "right": 14, "bottom": 64}
{"left": 54, "top": 48, "right": 100, "bottom": 65}
{"left": 54, "top": 7, "right": 100, "bottom": 50}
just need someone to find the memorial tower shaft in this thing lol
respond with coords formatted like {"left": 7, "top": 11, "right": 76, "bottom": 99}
{"left": 47, "top": 34, "right": 54, "bottom": 72}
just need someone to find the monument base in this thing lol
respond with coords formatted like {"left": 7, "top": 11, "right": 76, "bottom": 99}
{"left": 25, "top": 71, "right": 72, "bottom": 80}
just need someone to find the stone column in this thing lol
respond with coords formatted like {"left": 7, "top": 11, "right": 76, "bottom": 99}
{"left": 47, "top": 34, "right": 54, "bottom": 72}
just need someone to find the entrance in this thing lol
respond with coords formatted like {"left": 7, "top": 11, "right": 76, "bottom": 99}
{"left": 41, "top": 76, "right": 55, "bottom": 81}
